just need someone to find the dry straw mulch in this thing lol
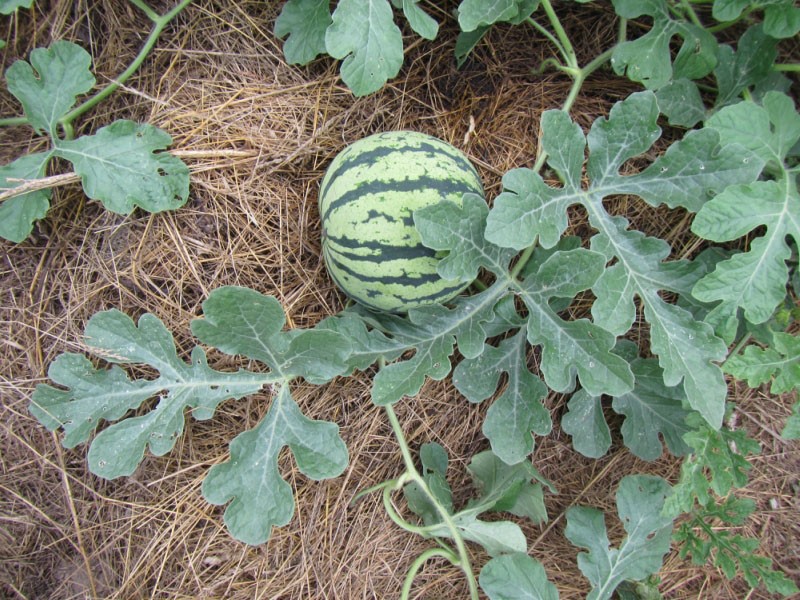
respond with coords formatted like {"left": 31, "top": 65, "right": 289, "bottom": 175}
{"left": 1, "top": 1, "right": 798, "bottom": 598}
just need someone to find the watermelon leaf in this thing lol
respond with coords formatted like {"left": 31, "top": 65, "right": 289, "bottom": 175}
{"left": 610, "top": 0, "right": 717, "bottom": 90}
{"left": 565, "top": 475, "right": 673, "bottom": 600}
{"left": 405, "top": 448, "right": 552, "bottom": 557}
{"left": 674, "top": 496, "right": 800, "bottom": 596}
{"left": 692, "top": 93, "right": 800, "bottom": 327}
{"left": 724, "top": 332, "right": 800, "bottom": 396}
{"left": 5, "top": 40, "right": 95, "bottom": 135}
{"left": 454, "top": 330, "right": 550, "bottom": 465}
{"left": 480, "top": 553, "right": 559, "bottom": 600}
{"left": 202, "top": 384, "right": 349, "bottom": 545}
{"left": 0, "top": 152, "right": 53, "bottom": 242}
{"left": 518, "top": 248, "right": 635, "bottom": 398}
{"left": 663, "top": 413, "right": 760, "bottom": 517}
{"left": 486, "top": 92, "right": 760, "bottom": 429}
{"left": 562, "top": 349, "right": 693, "bottom": 460}
{"left": 29, "top": 287, "right": 354, "bottom": 545}
{"left": 414, "top": 192, "right": 516, "bottom": 280}
{"left": 52, "top": 120, "right": 190, "bottom": 215}
{"left": 29, "top": 309, "right": 268, "bottom": 479}
{"left": 191, "top": 286, "right": 354, "bottom": 384}
{"left": 274, "top": 0, "right": 332, "bottom": 65}
{"left": 712, "top": 0, "right": 800, "bottom": 39}
{"left": 367, "top": 282, "right": 507, "bottom": 405}
{"left": 560, "top": 390, "right": 612, "bottom": 459}
{"left": 399, "top": 0, "right": 439, "bottom": 40}
{"left": 324, "top": 0, "right": 404, "bottom": 97}
{"left": 0, "top": 0, "right": 34, "bottom": 14}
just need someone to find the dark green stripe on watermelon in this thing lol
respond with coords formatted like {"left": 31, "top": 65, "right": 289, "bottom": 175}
{"left": 320, "top": 139, "right": 480, "bottom": 201}
{"left": 321, "top": 176, "right": 480, "bottom": 224}
{"left": 324, "top": 235, "right": 435, "bottom": 262}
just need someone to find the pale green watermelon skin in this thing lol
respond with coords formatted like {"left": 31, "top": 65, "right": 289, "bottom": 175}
{"left": 319, "top": 131, "right": 484, "bottom": 313}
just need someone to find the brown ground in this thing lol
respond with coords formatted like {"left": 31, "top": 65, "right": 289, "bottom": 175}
{"left": 1, "top": 1, "right": 798, "bottom": 599}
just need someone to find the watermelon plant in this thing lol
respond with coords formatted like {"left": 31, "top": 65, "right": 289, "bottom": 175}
{"left": 22, "top": 0, "right": 800, "bottom": 598}
{"left": 0, "top": 0, "right": 192, "bottom": 243}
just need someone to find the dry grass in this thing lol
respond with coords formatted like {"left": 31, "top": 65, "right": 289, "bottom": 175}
{"left": 1, "top": 1, "right": 798, "bottom": 598}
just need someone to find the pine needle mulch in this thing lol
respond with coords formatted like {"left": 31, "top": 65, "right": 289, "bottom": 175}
{"left": 1, "top": 2, "right": 797, "bottom": 598}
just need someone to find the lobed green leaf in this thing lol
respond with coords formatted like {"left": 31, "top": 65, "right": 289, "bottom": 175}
{"left": 202, "top": 385, "right": 349, "bottom": 545}
{"left": 324, "top": 0, "right": 404, "bottom": 96}
{"left": 480, "top": 553, "right": 559, "bottom": 600}
{"left": 0, "top": 152, "right": 52, "bottom": 242}
{"left": 274, "top": 0, "right": 332, "bottom": 65}
{"left": 29, "top": 310, "right": 267, "bottom": 479}
{"left": 566, "top": 475, "right": 673, "bottom": 600}
{"left": 5, "top": 40, "right": 95, "bottom": 135}
{"left": 52, "top": 120, "right": 189, "bottom": 215}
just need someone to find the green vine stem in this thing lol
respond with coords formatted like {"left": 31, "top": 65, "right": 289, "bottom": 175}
{"left": 383, "top": 404, "right": 481, "bottom": 600}
{"left": 0, "top": 0, "right": 193, "bottom": 134}
{"left": 401, "top": 548, "right": 460, "bottom": 599}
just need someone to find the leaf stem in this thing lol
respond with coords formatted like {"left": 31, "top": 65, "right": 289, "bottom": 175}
{"left": 383, "top": 404, "right": 480, "bottom": 600}
{"left": 60, "top": 0, "right": 193, "bottom": 129}
{"left": 400, "top": 548, "right": 459, "bottom": 600}
{"left": 538, "top": 0, "right": 578, "bottom": 73}
{"left": 526, "top": 17, "right": 569, "bottom": 67}
{"left": 1, "top": 0, "right": 192, "bottom": 132}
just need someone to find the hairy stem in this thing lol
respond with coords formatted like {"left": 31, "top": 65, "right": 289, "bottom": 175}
{"left": 60, "top": 0, "right": 193, "bottom": 132}
{"left": 383, "top": 404, "right": 480, "bottom": 600}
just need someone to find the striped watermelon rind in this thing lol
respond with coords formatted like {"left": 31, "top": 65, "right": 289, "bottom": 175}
{"left": 319, "top": 131, "right": 485, "bottom": 313}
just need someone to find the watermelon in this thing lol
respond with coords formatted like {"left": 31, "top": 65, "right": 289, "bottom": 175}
{"left": 319, "top": 131, "right": 485, "bottom": 313}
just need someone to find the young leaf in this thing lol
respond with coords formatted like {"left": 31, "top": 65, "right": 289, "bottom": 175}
{"left": 565, "top": 475, "right": 673, "bottom": 600}
{"left": 324, "top": 0, "right": 404, "bottom": 96}
{"left": 51, "top": 120, "right": 189, "bottom": 214}
{"left": 610, "top": 0, "right": 717, "bottom": 89}
{"left": 480, "top": 553, "right": 559, "bottom": 600}
{"left": 675, "top": 496, "right": 800, "bottom": 596}
{"left": 467, "top": 450, "right": 554, "bottom": 523}
{"left": 0, "top": 152, "right": 52, "bottom": 242}
{"left": 414, "top": 193, "right": 515, "bottom": 280}
{"left": 404, "top": 442, "right": 454, "bottom": 524}
{"left": 418, "top": 450, "right": 552, "bottom": 557}
{"left": 724, "top": 332, "right": 800, "bottom": 395}
{"left": 663, "top": 413, "right": 760, "bottom": 517}
{"left": 5, "top": 40, "right": 95, "bottom": 135}
{"left": 453, "top": 330, "right": 550, "bottom": 465}
{"left": 518, "top": 248, "right": 635, "bottom": 398}
{"left": 692, "top": 93, "right": 800, "bottom": 326}
{"left": 202, "top": 384, "right": 349, "bottom": 545}
{"left": 191, "top": 286, "right": 353, "bottom": 384}
{"left": 29, "top": 310, "right": 267, "bottom": 478}
{"left": 274, "top": 0, "right": 332, "bottom": 65}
